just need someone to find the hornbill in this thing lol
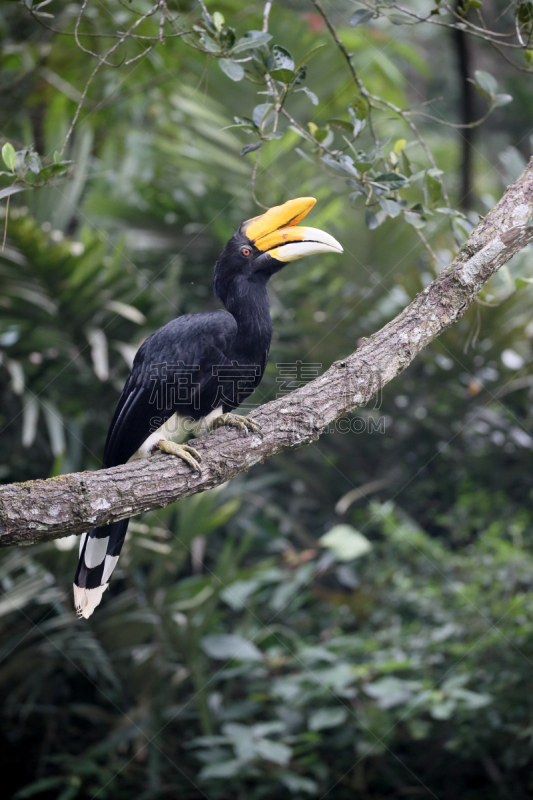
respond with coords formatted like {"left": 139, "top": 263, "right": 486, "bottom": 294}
{"left": 73, "top": 197, "right": 343, "bottom": 618}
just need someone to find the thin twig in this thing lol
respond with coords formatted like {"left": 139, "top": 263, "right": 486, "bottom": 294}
{"left": 26, "top": 5, "right": 192, "bottom": 42}
{"left": 60, "top": 3, "right": 161, "bottom": 156}
{"left": 74, "top": 0, "right": 114, "bottom": 64}
{"left": 311, "top": 0, "right": 380, "bottom": 148}
{"left": 197, "top": 0, "right": 211, "bottom": 21}
{"left": 311, "top": 0, "right": 452, "bottom": 209}
{"left": 159, "top": 1, "right": 166, "bottom": 43}
{"left": 389, "top": 2, "right": 523, "bottom": 47}
{"left": 414, "top": 226, "right": 438, "bottom": 263}
{"left": 260, "top": 2, "right": 279, "bottom": 130}
{"left": 407, "top": 107, "right": 493, "bottom": 129}
{"left": 369, "top": 93, "right": 453, "bottom": 211}
{"left": 251, "top": 150, "right": 269, "bottom": 210}
{"left": 125, "top": 44, "right": 156, "bottom": 65}
{"left": 280, "top": 108, "right": 335, "bottom": 154}
{"left": 263, "top": 0, "right": 273, "bottom": 33}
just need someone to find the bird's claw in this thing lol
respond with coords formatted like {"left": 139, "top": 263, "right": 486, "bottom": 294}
{"left": 157, "top": 441, "right": 202, "bottom": 474}
{"left": 209, "top": 413, "right": 262, "bottom": 436}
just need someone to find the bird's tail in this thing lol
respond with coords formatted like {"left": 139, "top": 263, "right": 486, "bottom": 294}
{"left": 73, "top": 518, "right": 129, "bottom": 619}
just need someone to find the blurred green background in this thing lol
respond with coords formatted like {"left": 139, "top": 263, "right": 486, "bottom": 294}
{"left": 2, "top": 1, "right": 533, "bottom": 798}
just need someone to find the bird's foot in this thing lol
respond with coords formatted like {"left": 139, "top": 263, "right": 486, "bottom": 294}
{"left": 208, "top": 413, "right": 262, "bottom": 436}
{"left": 156, "top": 441, "right": 202, "bottom": 474}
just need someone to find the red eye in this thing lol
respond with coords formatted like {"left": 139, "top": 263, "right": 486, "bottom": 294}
{"left": 241, "top": 247, "right": 251, "bottom": 257}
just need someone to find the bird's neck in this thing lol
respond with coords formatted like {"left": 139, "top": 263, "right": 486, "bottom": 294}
{"left": 224, "top": 277, "right": 273, "bottom": 360}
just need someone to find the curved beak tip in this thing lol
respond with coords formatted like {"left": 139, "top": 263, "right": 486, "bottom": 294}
{"left": 242, "top": 197, "right": 343, "bottom": 262}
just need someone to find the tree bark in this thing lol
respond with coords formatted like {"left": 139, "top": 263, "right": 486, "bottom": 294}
{"left": 2, "top": 159, "right": 533, "bottom": 547}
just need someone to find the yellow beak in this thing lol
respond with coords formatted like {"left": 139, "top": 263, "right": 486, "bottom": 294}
{"left": 241, "top": 197, "right": 343, "bottom": 262}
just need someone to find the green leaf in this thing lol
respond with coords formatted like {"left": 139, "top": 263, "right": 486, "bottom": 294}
{"left": 319, "top": 525, "right": 373, "bottom": 560}
{"left": 401, "top": 150, "right": 412, "bottom": 176}
{"left": 212, "top": 11, "right": 224, "bottom": 31}
{"left": 295, "top": 43, "right": 326, "bottom": 70}
{"left": 327, "top": 118, "right": 353, "bottom": 131}
{"left": 394, "top": 138, "right": 407, "bottom": 154}
{"left": 295, "top": 147, "right": 315, "bottom": 164}
{"left": 452, "top": 687, "right": 492, "bottom": 709}
{"left": 351, "top": 96, "right": 369, "bottom": 120}
{"left": 262, "top": 131, "right": 284, "bottom": 141}
{"left": 309, "top": 707, "right": 348, "bottom": 730}
{"left": 0, "top": 185, "right": 27, "bottom": 200}
{"left": 219, "top": 59, "right": 244, "bottom": 81}
{"left": 104, "top": 300, "right": 146, "bottom": 324}
{"left": 254, "top": 738, "right": 292, "bottom": 765}
{"left": 515, "top": 277, "right": 533, "bottom": 289}
{"left": 493, "top": 93, "right": 513, "bottom": 107}
{"left": 313, "top": 128, "right": 329, "bottom": 143}
{"left": 201, "top": 634, "right": 263, "bottom": 661}
{"left": 230, "top": 115, "right": 258, "bottom": 133}
{"left": 374, "top": 172, "right": 408, "bottom": 186}
{"left": 431, "top": 700, "right": 456, "bottom": 720}
{"left": 26, "top": 152, "right": 42, "bottom": 175}
{"left": 232, "top": 30, "right": 271, "bottom": 54}
{"left": 199, "top": 33, "right": 221, "bottom": 53}
{"left": 474, "top": 69, "right": 498, "bottom": 98}
{"left": 322, "top": 154, "right": 359, "bottom": 176}
{"left": 353, "top": 158, "right": 372, "bottom": 172}
{"left": 347, "top": 179, "right": 365, "bottom": 195}
{"left": 14, "top": 777, "right": 67, "bottom": 799}
{"left": 220, "top": 27, "right": 236, "bottom": 49}
{"left": 350, "top": 8, "right": 373, "bottom": 25}
{"left": 518, "top": 1, "right": 533, "bottom": 26}
{"left": 347, "top": 107, "right": 365, "bottom": 136}
{"left": 2, "top": 142, "right": 16, "bottom": 172}
{"left": 241, "top": 141, "right": 262, "bottom": 155}
{"left": 269, "top": 68, "right": 295, "bottom": 83}
{"left": 252, "top": 103, "right": 273, "bottom": 129}
{"left": 220, "top": 578, "right": 262, "bottom": 610}
{"left": 435, "top": 207, "right": 466, "bottom": 217}
{"left": 199, "top": 760, "right": 244, "bottom": 780}
{"left": 298, "top": 86, "right": 319, "bottom": 105}
{"left": 36, "top": 162, "right": 70, "bottom": 181}
{"left": 365, "top": 677, "right": 422, "bottom": 709}
{"left": 267, "top": 45, "right": 295, "bottom": 76}
{"left": 365, "top": 209, "right": 382, "bottom": 228}
{"left": 404, "top": 210, "right": 426, "bottom": 228}
{"left": 279, "top": 774, "right": 318, "bottom": 795}
{"left": 293, "top": 65, "right": 307, "bottom": 86}
{"left": 426, "top": 172, "right": 442, "bottom": 206}
{"left": 389, "top": 13, "right": 410, "bottom": 23}
{"left": 379, "top": 196, "right": 402, "bottom": 217}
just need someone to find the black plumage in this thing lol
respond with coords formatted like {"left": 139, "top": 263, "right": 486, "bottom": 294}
{"left": 73, "top": 197, "right": 343, "bottom": 617}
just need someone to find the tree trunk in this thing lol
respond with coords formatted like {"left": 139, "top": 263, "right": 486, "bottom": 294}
{"left": 453, "top": 2, "right": 476, "bottom": 208}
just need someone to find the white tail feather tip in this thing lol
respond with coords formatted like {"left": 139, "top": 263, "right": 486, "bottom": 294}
{"left": 73, "top": 583, "right": 109, "bottom": 619}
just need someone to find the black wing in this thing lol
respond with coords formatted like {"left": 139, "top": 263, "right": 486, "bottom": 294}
{"left": 103, "top": 310, "right": 237, "bottom": 467}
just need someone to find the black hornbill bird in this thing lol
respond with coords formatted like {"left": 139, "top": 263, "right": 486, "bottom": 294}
{"left": 73, "top": 197, "right": 343, "bottom": 617}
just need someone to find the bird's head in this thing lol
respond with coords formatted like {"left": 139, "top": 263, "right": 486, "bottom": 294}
{"left": 214, "top": 197, "right": 343, "bottom": 305}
